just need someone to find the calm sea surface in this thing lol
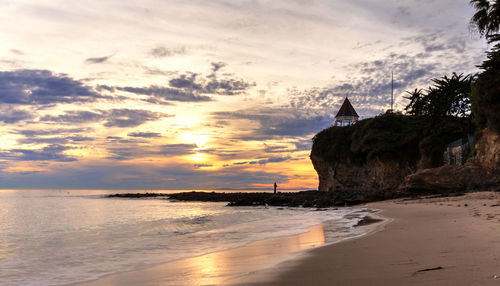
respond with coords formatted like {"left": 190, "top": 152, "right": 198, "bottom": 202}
{"left": 0, "top": 189, "right": 375, "bottom": 285}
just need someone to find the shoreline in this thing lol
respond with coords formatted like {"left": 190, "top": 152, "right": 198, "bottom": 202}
{"left": 72, "top": 207, "right": 384, "bottom": 286}
{"left": 246, "top": 192, "right": 500, "bottom": 285}
{"left": 73, "top": 191, "right": 500, "bottom": 286}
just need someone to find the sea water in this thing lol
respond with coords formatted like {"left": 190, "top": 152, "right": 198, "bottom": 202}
{"left": 0, "top": 189, "right": 377, "bottom": 286}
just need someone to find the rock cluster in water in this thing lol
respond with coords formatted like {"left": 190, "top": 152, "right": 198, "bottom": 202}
{"left": 106, "top": 190, "right": 392, "bottom": 207}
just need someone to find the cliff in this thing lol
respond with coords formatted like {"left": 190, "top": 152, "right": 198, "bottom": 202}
{"left": 311, "top": 113, "right": 474, "bottom": 196}
{"left": 311, "top": 153, "right": 414, "bottom": 192}
{"left": 402, "top": 129, "right": 500, "bottom": 193}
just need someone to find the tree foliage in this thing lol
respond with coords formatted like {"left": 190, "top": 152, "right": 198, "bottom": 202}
{"left": 470, "top": 0, "right": 500, "bottom": 37}
{"left": 403, "top": 89, "right": 425, "bottom": 116}
{"left": 469, "top": 0, "right": 500, "bottom": 131}
{"left": 404, "top": 73, "right": 474, "bottom": 121}
{"left": 471, "top": 38, "right": 500, "bottom": 131}
{"left": 311, "top": 113, "right": 470, "bottom": 167}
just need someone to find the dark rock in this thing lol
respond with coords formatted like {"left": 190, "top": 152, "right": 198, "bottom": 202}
{"left": 354, "top": 216, "right": 383, "bottom": 227}
{"left": 106, "top": 193, "right": 169, "bottom": 198}
{"left": 166, "top": 190, "right": 378, "bottom": 207}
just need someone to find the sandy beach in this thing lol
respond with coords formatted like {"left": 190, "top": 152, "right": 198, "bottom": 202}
{"left": 245, "top": 192, "right": 500, "bottom": 286}
{"left": 75, "top": 192, "right": 500, "bottom": 286}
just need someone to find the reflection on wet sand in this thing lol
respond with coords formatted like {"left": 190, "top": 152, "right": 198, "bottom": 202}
{"left": 76, "top": 224, "right": 326, "bottom": 286}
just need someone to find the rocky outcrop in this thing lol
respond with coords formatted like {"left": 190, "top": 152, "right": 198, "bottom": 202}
{"left": 401, "top": 129, "right": 500, "bottom": 193}
{"left": 108, "top": 191, "right": 382, "bottom": 207}
{"left": 312, "top": 127, "right": 500, "bottom": 196}
{"left": 311, "top": 153, "right": 415, "bottom": 193}
{"left": 472, "top": 129, "right": 500, "bottom": 171}
{"left": 310, "top": 154, "right": 336, "bottom": 192}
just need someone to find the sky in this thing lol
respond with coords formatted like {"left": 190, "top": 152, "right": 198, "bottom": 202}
{"left": 0, "top": 0, "right": 489, "bottom": 190}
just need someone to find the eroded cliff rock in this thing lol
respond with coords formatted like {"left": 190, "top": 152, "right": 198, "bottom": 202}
{"left": 401, "top": 129, "right": 500, "bottom": 193}
{"left": 311, "top": 153, "right": 415, "bottom": 192}
{"left": 311, "top": 113, "right": 485, "bottom": 197}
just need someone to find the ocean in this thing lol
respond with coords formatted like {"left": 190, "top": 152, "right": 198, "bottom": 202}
{"left": 0, "top": 189, "right": 377, "bottom": 285}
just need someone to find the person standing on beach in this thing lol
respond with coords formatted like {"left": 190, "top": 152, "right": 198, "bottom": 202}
{"left": 274, "top": 182, "right": 277, "bottom": 194}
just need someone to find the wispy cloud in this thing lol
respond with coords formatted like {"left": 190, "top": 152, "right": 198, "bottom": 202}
{"left": 0, "top": 69, "right": 106, "bottom": 105}
{"left": 0, "top": 144, "right": 76, "bottom": 162}
{"left": 149, "top": 46, "right": 187, "bottom": 58}
{"left": 127, "top": 132, "right": 161, "bottom": 138}
{"left": 0, "top": 106, "right": 33, "bottom": 123}
{"left": 40, "top": 109, "right": 171, "bottom": 127}
{"left": 213, "top": 108, "right": 332, "bottom": 140}
{"left": 119, "top": 62, "right": 254, "bottom": 103}
{"left": 85, "top": 54, "right": 114, "bottom": 64}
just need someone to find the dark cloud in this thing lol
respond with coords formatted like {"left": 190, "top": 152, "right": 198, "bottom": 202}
{"left": 39, "top": 109, "right": 169, "bottom": 127}
{"left": 17, "top": 135, "right": 94, "bottom": 145}
{"left": 119, "top": 62, "right": 254, "bottom": 103}
{"left": 194, "top": 164, "right": 213, "bottom": 168}
{"left": 157, "top": 144, "right": 197, "bottom": 156}
{"left": 85, "top": 54, "right": 113, "bottom": 64}
{"left": 106, "top": 143, "right": 196, "bottom": 161}
{"left": 95, "top": 85, "right": 115, "bottom": 92}
{"left": 168, "top": 73, "right": 203, "bottom": 89}
{"left": 106, "top": 147, "right": 142, "bottom": 161}
{"left": 0, "top": 144, "right": 76, "bottom": 162}
{"left": 67, "top": 136, "right": 94, "bottom": 142}
{"left": 105, "top": 136, "right": 139, "bottom": 144}
{"left": 0, "top": 69, "right": 105, "bottom": 105}
{"left": 204, "top": 77, "right": 252, "bottom": 95}
{"left": 259, "top": 156, "right": 291, "bottom": 164}
{"left": 149, "top": 46, "right": 187, "bottom": 58}
{"left": 233, "top": 156, "right": 291, "bottom": 166}
{"left": 402, "top": 31, "right": 467, "bottom": 54}
{"left": 18, "top": 137, "right": 69, "bottom": 145}
{"left": 16, "top": 128, "right": 92, "bottom": 137}
{"left": 0, "top": 107, "right": 33, "bottom": 123}
{"left": 118, "top": 86, "right": 212, "bottom": 102}
{"left": 127, "top": 132, "right": 161, "bottom": 138}
{"left": 104, "top": 109, "right": 165, "bottom": 127}
{"left": 40, "top": 110, "right": 103, "bottom": 123}
{"left": 210, "top": 62, "right": 226, "bottom": 74}
{"left": 294, "top": 140, "right": 312, "bottom": 151}
{"left": 263, "top": 141, "right": 311, "bottom": 154}
{"left": 213, "top": 109, "right": 332, "bottom": 140}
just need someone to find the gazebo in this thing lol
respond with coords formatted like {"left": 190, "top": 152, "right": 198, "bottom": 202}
{"left": 334, "top": 97, "right": 359, "bottom": 126}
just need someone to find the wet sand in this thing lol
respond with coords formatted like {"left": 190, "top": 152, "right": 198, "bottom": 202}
{"left": 75, "top": 192, "right": 500, "bottom": 286}
{"left": 74, "top": 220, "right": 365, "bottom": 286}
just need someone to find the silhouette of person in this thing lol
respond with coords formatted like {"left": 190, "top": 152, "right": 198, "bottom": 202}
{"left": 274, "top": 182, "right": 277, "bottom": 194}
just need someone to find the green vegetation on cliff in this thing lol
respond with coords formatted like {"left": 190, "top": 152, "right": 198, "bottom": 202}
{"left": 470, "top": 0, "right": 500, "bottom": 132}
{"left": 472, "top": 36, "right": 500, "bottom": 132}
{"left": 312, "top": 113, "right": 471, "bottom": 168}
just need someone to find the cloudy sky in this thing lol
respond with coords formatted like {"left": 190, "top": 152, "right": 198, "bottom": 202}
{"left": 0, "top": 0, "right": 488, "bottom": 190}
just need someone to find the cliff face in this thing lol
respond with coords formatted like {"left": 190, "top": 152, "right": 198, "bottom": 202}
{"left": 311, "top": 113, "right": 480, "bottom": 195}
{"left": 401, "top": 129, "right": 500, "bottom": 193}
{"left": 311, "top": 153, "right": 415, "bottom": 192}
{"left": 312, "top": 129, "right": 500, "bottom": 195}
{"left": 473, "top": 129, "right": 500, "bottom": 171}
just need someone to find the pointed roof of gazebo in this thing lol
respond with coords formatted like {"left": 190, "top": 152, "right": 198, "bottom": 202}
{"left": 335, "top": 97, "right": 359, "bottom": 118}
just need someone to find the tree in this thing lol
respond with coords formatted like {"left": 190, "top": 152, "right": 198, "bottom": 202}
{"left": 427, "top": 73, "right": 473, "bottom": 119}
{"left": 470, "top": 0, "right": 500, "bottom": 131}
{"left": 471, "top": 39, "right": 500, "bottom": 131}
{"left": 404, "top": 73, "right": 473, "bottom": 120}
{"left": 470, "top": 0, "right": 500, "bottom": 37}
{"left": 404, "top": 89, "right": 426, "bottom": 116}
